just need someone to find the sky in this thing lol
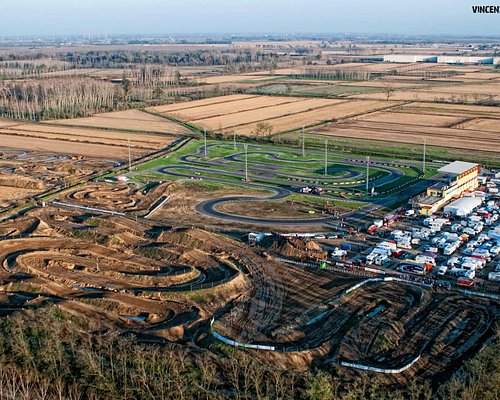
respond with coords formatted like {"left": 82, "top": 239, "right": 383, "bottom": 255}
{"left": 1, "top": 0, "right": 499, "bottom": 37}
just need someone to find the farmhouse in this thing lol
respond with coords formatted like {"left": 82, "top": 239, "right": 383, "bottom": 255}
{"left": 417, "top": 161, "right": 479, "bottom": 216}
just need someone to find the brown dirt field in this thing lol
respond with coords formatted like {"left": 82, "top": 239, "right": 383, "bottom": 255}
{"left": 360, "top": 111, "right": 463, "bottom": 127}
{"left": 0, "top": 174, "right": 46, "bottom": 190}
{"left": 149, "top": 94, "right": 259, "bottom": 113}
{"left": 458, "top": 118, "right": 500, "bottom": 132}
{"left": 48, "top": 109, "right": 190, "bottom": 134}
{"left": 312, "top": 121, "right": 500, "bottom": 153}
{"left": 447, "top": 73, "right": 500, "bottom": 81}
{"left": 171, "top": 96, "right": 304, "bottom": 122}
{"left": 402, "top": 102, "right": 500, "bottom": 117}
{"left": 6, "top": 124, "right": 176, "bottom": 151}
{"left": 234, "top": 100, "right": 397, "bottom": 135}
{"left": 0, "top": 133, "right": 145, "bottom": 159}
{"left": 0, "top": 187, "right": 38, "bottom": 207}
{"left": 351, "top": 82, "right": 500, "bottom": 102}
{"left": 0, "top": 119, "right": 21, "bottom": 128}
{"left": 218, "top": 200, "right": 321, "bottom": 219}
{"left": 191, "top": 98, "right": 345, "bottom": 130}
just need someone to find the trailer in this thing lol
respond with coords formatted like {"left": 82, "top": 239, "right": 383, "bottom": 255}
{"left": 457, "top": 278, "right": 476, "bottom": 288}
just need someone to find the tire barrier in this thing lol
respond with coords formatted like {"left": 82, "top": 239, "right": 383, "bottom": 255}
{"left": 341, "top": 355, "right": 421, "bottom": 374}
{"left": 210, "top": 317, "right": 276, "bottom": 351}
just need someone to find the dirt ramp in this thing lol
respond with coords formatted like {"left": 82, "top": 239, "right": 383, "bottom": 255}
{"left": 260, "top": 234, "right": 328, "bottom": 259}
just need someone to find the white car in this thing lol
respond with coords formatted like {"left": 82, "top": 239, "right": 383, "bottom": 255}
{"left": 331, "top": 248, "right": 347, "bottom": 257}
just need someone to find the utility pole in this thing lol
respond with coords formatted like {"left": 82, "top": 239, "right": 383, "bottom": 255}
{"left": 233, "top": 123, "right": 236, "bottom": 150}
{"left": 244, "top": 144, "right": 248, "bottom": 182}
{"left": 204, "top": 129, "right": 208, "bottom": 158}
{"left": 366, "top": 156, "right": 370, "bottom": 194}
{"left": 302, "top": 126, "right": 305, "bottom": 157}
{"left": 422, "top": 137, "right": 426, "bottom": 174}
{"left": 128, "top": 138, "right": 132, "bottom": 173}
{"left": 324, "top": 139, "right": 328, "bottom": 175}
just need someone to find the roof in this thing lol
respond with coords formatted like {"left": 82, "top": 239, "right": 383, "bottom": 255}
{"left": 443, "top": 196, "right": 482, "bottom": 211}
{"left": 438, "top": 161, "right": 478, "bottom": 175}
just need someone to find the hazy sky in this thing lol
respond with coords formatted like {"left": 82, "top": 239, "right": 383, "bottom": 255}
{"left": 1, "top": 0, "right": 499, "bottom": 36}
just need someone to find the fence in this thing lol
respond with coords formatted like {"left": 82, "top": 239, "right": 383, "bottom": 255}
{"left": 459, "top": 289, "right": 500, "bottom": 300}
{"left": 144, "top": 196, "right": 170, "bottom": 219}
{"left": 341, "top": 355, "right": 421, "bottom": 374}
{"left": 52, "top": 201, "right": 126, "bottom": 216}
{"left": 210, "top": 317, "right": 276, "bottom": 351}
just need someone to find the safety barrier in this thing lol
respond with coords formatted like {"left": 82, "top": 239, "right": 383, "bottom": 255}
{"left": 52, "top": 201, "right": 126, "bottom": 216}
{"left": 341, "top": 355, "right": 421, "bottom": 374}
{"left": 210, "top": 318, "right": 276, "bottom": 351}
{"left": 144, "top": 195, "right": 170, "bottom": 219}
{"left": 459, "top": 289, "right": 500, "bottom": 300}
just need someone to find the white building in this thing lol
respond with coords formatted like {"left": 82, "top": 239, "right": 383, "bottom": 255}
{"left": 437, "top": 56, "right": 494, "bottom": 65}
{"left": 383, "top": 55, "right": 437, "bottom": 63}
{"left": 443, "top": 197, "right": 482, "bottom": 217}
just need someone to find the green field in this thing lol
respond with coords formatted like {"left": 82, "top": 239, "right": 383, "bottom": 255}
{"left": 252, "top": 83, "right": 384, "bottom": 97}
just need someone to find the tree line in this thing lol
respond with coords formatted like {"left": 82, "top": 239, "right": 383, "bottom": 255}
{"left": 0, "top": 306, "right": 497, "bottom": 400}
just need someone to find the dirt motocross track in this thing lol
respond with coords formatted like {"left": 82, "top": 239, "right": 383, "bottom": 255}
{"left": 0, "top": 181, "right": 497, "bottom": 383}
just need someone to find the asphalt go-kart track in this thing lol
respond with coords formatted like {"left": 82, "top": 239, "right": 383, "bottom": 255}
{"left": 143, "top": 140, "right": 436, "bottom": 227}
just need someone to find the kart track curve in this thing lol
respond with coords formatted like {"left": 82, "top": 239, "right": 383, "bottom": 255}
{"left": 150, "top": 142, "right": 435, "bottom": 226}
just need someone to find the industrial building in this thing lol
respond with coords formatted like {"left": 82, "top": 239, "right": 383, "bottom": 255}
{"left": 383, "top": 55, "right": 437, "bottom": 63}
{"left": 437, "top": 56, "right": 495, "bottom": 65}
{"left": 417, "top": 161, "right": 479, "bottom": 216}
{"left": 383, "top": 54, "right": 499, "bottom": 65}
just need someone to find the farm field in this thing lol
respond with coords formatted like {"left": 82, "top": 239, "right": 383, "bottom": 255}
{"left": 459, "top": 118, "right": 500, "bottom": 132}
{"left": 254, "top": 83, "right": 385, "bottom": 97}
{"left": 149, "top": 94, "right": 397, "bottom": 135}
{"left": 0, "top": 124, "right": 178, "bottom": 159}
{"left": 48, "top": 109, "right": 191, "bottom": 135}
{"left": 149, "top": 94, "right": 258, "bottom": 113}
{"left": 350, "top": 82, "right": 500, "bottom": 102}
{"left": 194, "top": 74, "right": 276, "bottom": 84}
{"left": 312, "top": 123, "right": 499, "bottom": 152}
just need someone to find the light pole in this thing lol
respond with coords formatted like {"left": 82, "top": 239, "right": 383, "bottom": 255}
{"left": 366, "top": 156, "right": 370, "bottom": 194}
{"left": 244, "top": 144, "right": 248, "bottom": 182}
{"left": 233, "top": 123, "right": 236, "bottom": 150}
{"left": 302, "top": 126, "right": 305, "bottom": 157}
{"left": 128, "top": 138, "right": 132, "bottom": 173}
{"left": 324, "top": 139, "right": 328, "bottom": 176}
{"left": 204, "top": 129, "right": 208, "bottom": 158}
{"left": 422, "top": 137, "right": 426, "bottom": 174}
